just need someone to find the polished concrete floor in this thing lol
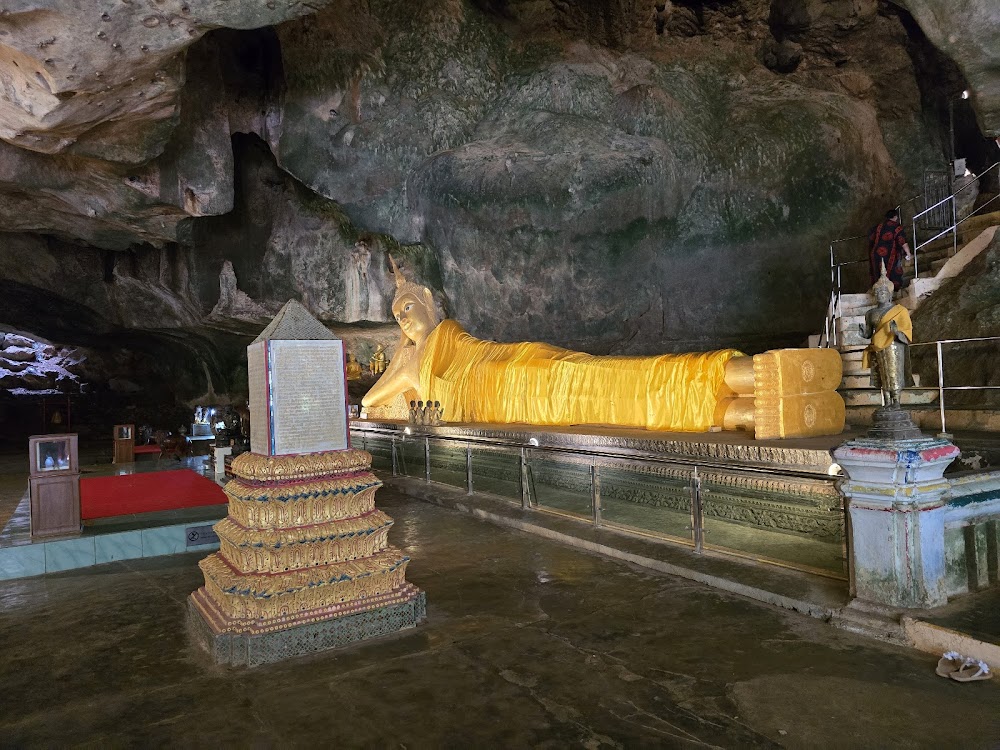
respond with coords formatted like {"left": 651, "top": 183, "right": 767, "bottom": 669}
{"left": 1, "top": 487, "right": 998, "bottom": 748}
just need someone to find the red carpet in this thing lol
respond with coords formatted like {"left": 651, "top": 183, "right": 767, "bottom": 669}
{"left": 80, "top": 469, "right": 227, "bottom": 520}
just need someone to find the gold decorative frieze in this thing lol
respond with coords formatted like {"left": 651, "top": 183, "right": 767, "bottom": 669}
{"left": 200, "top": 547, "right": 408, "bottom": 597}
{"left": 200, "top": 555, "right": 411, "bottom": 622}
{"left": 223, "top": 477, "right": 380, "bottom": 529}
{"left": 191, "top": 582, "right": 424, "bottom": 636}
{"left": 232, "top": 448, "right": 374, "bottom": 483}
{"left": 353, "top": 422, "right": 839, "bottom": 474}
{"left": 215, "top": 512, "right": 394, "bottom": 573}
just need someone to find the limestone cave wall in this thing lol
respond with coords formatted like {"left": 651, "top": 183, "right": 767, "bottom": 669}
{"left": 0, "top": 0, "right": 997, "bottom": 420}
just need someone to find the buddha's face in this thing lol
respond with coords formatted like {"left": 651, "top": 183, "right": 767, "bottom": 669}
{"left": 393, "top": 292, "right": 435, "bottom": 344}
{"left": 875, "top": 285, "right": 891, "bottom": 305}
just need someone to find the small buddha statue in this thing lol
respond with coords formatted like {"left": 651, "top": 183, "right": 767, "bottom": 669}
{"left": 859, "top": 262, "right": 912, "bottom": 408}
{"left": 369, "top": 343, "right": 388, "bottom": 377}
{"left": 415, "top": 400, "right": 425, "bottom": 426}
{"left": 345, "top": 352, "right": 363, "bottom": 381}
{"left": 434, "top": 401, "right": 444, "bottom": 425}
{"left": 408, "top": 400, "right": 417, "bottom": 424}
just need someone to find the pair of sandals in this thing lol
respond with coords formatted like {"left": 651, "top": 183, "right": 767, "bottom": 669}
{"left": 936, "top": 651, "right": 994, "bottom": 682}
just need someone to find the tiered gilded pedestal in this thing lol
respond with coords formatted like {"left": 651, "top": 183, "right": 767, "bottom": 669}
{"left": 188, "top": 449, "right": 425, "bottom": 666}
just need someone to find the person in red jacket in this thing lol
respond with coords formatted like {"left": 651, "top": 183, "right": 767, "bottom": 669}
{"left": 868, "top": 208, "right": 912, "bottom": 290}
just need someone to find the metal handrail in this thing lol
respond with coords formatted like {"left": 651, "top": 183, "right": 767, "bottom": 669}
{"left": 844, "top": 334, "right": 1000, "bottom": 435}
{"left": 822, "top": 162, "right": 1000, "bottom": 348}
{"left": 913, "top": 161, "right": 1000, "bottom": 265}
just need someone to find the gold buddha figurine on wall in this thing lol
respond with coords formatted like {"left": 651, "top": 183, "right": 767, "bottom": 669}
{"left": 362, "top": 257, "right": 845, "bottom": 439}
{"left": 369, "top": 343, "right": 388, "bottom": 376}
{"left": 345, "top": 352, "right": 364, "bottom": 381}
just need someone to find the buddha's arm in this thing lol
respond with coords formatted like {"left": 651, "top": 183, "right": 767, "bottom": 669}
{"left": 860, "top": 312, "right": 876, "bottom": 340}
{"left": 362, "top": 346, "right": 419, "bottom": 407}
{"left": 888, "top": 319, "right": 911, "bottom": 345}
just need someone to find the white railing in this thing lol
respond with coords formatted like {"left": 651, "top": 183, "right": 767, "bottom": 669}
{"left": 821, "top": 290, "right": 838, "bottom": 348}
{"left": 912, "top": 161, "right": 1000, "bottom": 276}
{"left": 913, "top": 336, "right": 1000, "bottom": 436}
{"left": 841, "top": 335, "right": 1000, "bottom": 435}
{"left": 823, "top": 235, "right": 867, "bottom": 348}
{"left": 822, "top": 162, "right": 1000, "bottom": 347}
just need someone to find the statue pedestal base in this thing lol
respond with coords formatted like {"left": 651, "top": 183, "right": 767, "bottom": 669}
{"left": 834, "top": 433, "right": 959, "bottom": 608}
{"left": 866, "top": 405, "right": 922, "bottom": 440}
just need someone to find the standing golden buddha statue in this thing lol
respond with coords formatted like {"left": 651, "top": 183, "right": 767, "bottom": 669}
{"left": 362, "top": 257, "right": 845, "bottom": 439}
{"left": 369, "top": 343, "right": 388, "bottom": 377}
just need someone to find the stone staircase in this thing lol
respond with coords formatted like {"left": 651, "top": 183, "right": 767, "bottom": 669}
{"left": 902, "top": 207, "right": 1000, "bottom": 310}
{"left": 815, "top": 206, "right": 1000, "bottom": 417}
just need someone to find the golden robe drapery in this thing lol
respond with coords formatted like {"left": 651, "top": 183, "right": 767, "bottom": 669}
{"left": 861, "top": 304, "right": 913, "bottom": 370}
{"left": 417, "top": 320, "right": 743, "bottom": 432}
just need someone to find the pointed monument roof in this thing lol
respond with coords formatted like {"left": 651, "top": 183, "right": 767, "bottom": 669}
{"left": 252, "top": 299, "right": 337, "bottom": 343}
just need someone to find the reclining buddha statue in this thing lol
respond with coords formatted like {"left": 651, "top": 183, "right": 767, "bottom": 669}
{"left": 362, "top": 258, "right": 845, "bottom": 439}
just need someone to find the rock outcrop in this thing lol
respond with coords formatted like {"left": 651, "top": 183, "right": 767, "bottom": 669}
{"left": 896, "top": 0, "right": 1000, "bottom": 136}
{"left": 0, "top": 0, "right": 329, "bottom": 160}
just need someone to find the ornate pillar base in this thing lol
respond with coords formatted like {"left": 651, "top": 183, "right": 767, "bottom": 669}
{"left": 835, "top": 435, "right": 959, "bottom": 609}
{"left": 188, "top": 449, "right": 426, "bottom": 666}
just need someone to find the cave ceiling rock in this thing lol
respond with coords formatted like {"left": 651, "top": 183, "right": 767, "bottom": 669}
{"left": 271, "top": 0, "right": 510, "bottom": 241}
{"left": 0, "top": 34, "right": 237, "bottom": 249}
{"left": 0, "top": 138, "right": 190, "bottom": 248}
{"left": 0, "top": 233, "right": 242, "bottom": 399}
{"left": 259, "top": 206, "right": 399, "bottom": 326}
{"left": 0, "top": 0, "right": 334, "bottom": 163}
{"left": 895, "top": 0, "right": 1000, "bottom": 135}
{"left": 208, "top": 259, "right": 275, "bottom": 325}
{"left": 0, "top": 233, "right": 201, "bottom": 342}
{"left": 190, "top": 133, "right": 415, "bottom": 329}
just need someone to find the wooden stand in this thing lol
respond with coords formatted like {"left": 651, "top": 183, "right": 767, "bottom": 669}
{"left": 28, "top": 434, "right": 80, "bottom": 538}
{"left": 113, "top": 424, "right": 135, "bottom": 464}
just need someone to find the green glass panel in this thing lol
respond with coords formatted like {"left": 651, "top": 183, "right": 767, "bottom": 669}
{"left": 357, "top": 434, "right": 392, "bottom": 471}
{"left": 528, "top": 456, "right": 592, "bottom": 519}
{"left": 397, "top": 438, "right": 425, "bottom": 479}
{"left": 699, "top": 473, "right": 846, "bottom": 576}
{"left": 429, "top": 441, "right": 468, "bottom": 490}
{"left": 598, "top": 464, "right": 694, "bottom": 541}
{"left": 469, "top": 447, "right": 521, "bottom": 501}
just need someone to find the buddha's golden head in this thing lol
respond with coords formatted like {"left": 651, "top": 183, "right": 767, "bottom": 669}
{"left": 389, "top": 255, "right": 440, "bottom": 344}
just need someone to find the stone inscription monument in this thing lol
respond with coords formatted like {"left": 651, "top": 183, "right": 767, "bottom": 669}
{"left": 189, "top": 300, "right": 426, "bottom": 666}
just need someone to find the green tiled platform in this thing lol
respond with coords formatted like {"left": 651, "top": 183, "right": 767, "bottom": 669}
{"left": 0, "top": 456, "right": 226, "bottom": 580}
{"left": 0, "top": 510, "right": 226, "bottom": 580}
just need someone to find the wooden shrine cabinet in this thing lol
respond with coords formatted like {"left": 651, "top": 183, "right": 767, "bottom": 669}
{"left": 28, "top": 433, "right": 81, "bottom": 538}
{"left": 113, "top": 424, "right": 135, "bottom": 464}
